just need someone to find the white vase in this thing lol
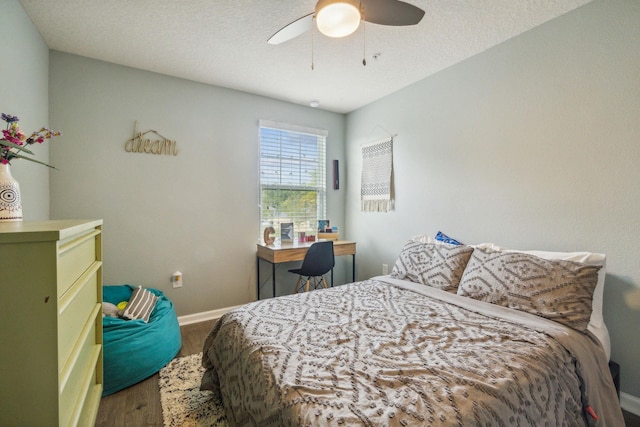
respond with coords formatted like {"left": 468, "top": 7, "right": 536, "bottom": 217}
{"left": 0, "top": 163, "right": 23, "bottom": 222}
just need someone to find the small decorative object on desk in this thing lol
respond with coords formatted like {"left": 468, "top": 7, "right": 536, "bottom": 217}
{"left": 318, "top": 226, "right": 339, "bottom": 241}
{"left": 0, "top": 113, "right": 62, "bottom": 222}
{"left": 281, "top": 222, "right": 294, "bottom": 242}
{"left": 263, "top": 226, "right": 275, "bottom": 245}
{"left": 317, "top": 220, "right": 329, "bottom": 232}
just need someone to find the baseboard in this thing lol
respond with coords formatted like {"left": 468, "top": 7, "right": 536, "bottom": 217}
{"left": 177, "top": 304, "right": 243, "bottom": 326}
{"left": 622, "top": 392, "right": 640, "bottom": 416}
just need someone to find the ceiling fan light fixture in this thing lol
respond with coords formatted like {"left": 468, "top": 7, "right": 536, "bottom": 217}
{"left": 315, "top": 0, "right": 361, "bottom": 38}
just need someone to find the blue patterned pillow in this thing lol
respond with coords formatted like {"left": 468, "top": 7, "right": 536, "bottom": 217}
{"left": 435, "top": 231, "right": 463, "bottom": 246}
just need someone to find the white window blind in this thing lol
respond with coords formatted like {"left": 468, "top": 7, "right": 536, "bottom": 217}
{"left": 259, "top": 120, "right": 327, "bottom": 239}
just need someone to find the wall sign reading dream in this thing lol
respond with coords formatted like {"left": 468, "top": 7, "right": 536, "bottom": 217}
{"left": 125, "top": 122, "right": 178, "bottom": 156}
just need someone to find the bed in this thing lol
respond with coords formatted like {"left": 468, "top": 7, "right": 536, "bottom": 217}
{"left": 201, "top": 238, "right": 624, "bottom": 426}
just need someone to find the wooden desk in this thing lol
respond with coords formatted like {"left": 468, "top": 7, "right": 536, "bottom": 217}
{"left": 256, "top": 240, "right": 356, "bottom": 299}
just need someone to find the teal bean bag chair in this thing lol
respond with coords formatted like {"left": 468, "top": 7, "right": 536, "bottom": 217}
{"left": 102, "top": 285, "right": 181, "bottom": 396}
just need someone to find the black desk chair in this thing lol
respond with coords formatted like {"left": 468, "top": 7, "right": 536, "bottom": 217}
{"left": 289, "top": 241, "right": 335, "bottom": 293}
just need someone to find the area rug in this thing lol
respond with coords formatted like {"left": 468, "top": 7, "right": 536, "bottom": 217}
{"left": 159, "top": 352, "right": 228, "bottom": 427}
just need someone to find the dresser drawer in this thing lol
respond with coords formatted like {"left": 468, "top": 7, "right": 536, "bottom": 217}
{"left": 59, "top": 320, "right": 101, "bottom": 427}
{"left": 58, "top": 266, "right": 99, "bottom": 371}
{"left": 58, "top": 229, "right": 100, "bottom": 297}
{"left": 78, "top": 376, "right": 102, "bottom": 427}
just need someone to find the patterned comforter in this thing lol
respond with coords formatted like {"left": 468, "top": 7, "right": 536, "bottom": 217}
{"left": 201, "top": 277, "right": 623, "bottom": 426}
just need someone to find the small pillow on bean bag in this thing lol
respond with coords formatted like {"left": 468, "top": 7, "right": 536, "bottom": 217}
{"left": 120, "top": 286, "right": 158, "bottom": 323}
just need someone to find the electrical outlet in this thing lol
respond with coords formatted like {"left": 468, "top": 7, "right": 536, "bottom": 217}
{"left": 172, "top": 271, "right": 183, "bottom": 288}
{"left": 382, "top": 264, "right": 389, "bottom": 275}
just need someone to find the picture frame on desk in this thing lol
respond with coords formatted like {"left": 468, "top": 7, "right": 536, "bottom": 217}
{"left": 317, "top": 220, "right": 329, "bottom": 232}
{"left": 281, "top": 222, "right": 294, "bottom": 242}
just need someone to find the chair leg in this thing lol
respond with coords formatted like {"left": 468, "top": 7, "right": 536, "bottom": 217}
{"left": 304, "top": 278, "right": 311, "bottom": 292}
{"left": 321, "top": 276, "right": 328, "bottom": 289}
{"left": 294, "top": 276, "right": 302, "bottom": 293}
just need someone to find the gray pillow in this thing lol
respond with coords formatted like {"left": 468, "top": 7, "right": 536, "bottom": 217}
{"left": 457, "top": 247, "right": 601, "bottom": 332}
{"left": 121, "top": 286, "right": 158, "bottom": 323}
{"left": 390, "top": 240, "right": 473, "bottom": 291}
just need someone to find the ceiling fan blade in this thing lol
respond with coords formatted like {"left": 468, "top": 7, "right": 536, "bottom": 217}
{"left": 267, "top": 12, "right": 314, "bottom": 45}
{"left": 362, "top": 0, "right": 425, "bottom": 26}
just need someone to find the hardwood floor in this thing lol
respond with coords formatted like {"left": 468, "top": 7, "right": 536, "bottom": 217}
{"left": 626, "top": 409, "right": 640, "bottom": 427}
{"left": 96, "top": 319, "right": 640, "bottom": 426}
{"left": 95, "top": 319, "right": 215, "bottom": 427}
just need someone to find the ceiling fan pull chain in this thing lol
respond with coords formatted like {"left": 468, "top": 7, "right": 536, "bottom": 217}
{"left": 362, "top": 13, "right": 367, "bottom": 66}
{"left": 311, "top": 16, "right": 315, "bottom": 70}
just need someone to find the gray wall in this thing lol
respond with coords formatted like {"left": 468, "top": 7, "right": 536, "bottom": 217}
{"left": 0, "top": 0, "right": 50, "bottom": 219}
{"left": 345, "top": 0, "right": 640, "bottom": 398}
{"left": 48, "top": 52, "right": 347, "bottom": 315}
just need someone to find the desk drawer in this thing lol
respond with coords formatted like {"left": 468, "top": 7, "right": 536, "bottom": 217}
{"left": 58, "top": 230, "right": 99, "bottom": 296}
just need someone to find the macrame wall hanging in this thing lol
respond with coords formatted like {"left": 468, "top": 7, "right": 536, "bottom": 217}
{"left": 360, "top": 135, "right": 394, "bottom": 212}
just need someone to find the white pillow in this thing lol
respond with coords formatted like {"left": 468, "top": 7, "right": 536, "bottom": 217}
{"left": 411, "top": 234, "right": 435, "bottom": 244}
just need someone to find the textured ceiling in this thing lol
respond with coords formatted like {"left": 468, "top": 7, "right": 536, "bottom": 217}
{"left": 20, "top": 0, "right": 592, "bottom": 114}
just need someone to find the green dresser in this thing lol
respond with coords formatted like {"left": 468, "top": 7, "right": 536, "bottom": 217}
{"left": 0, "top": 220, "right": 103, "bottom": 426}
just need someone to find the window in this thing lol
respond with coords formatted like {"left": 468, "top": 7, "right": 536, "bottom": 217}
{"left": 259, "top": 120, "right": 327, "bottom": 239}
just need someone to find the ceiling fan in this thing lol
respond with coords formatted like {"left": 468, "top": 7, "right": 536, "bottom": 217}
{"left": 267, "top": 0, "right": 425, "bottom": 45}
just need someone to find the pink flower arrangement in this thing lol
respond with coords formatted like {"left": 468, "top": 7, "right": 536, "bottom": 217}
{"left": 1, "top": 113, "right": 61, "bottom": 167}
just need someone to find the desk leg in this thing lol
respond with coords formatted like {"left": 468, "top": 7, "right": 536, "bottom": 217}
{"left": 352, "top": 254, "right": 356, "bottom": 282}
{"left": 256, "top": 256, "right": 260, "bottom": 300}
{"left": 272, "top": 262, "right": 276, "bottom": 298}
{"left": 256, "top": 257, "right": 278, "bottom": 300}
